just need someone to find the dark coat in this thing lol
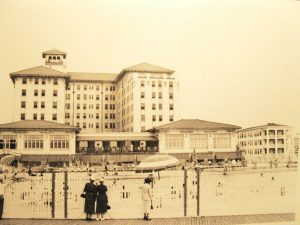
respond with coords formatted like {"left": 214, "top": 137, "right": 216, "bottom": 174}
{"left": 96, "top": 184, "right": 108, "bottom": 214}
{"left": 83, "top": 182, "right": 97, "bottom": 214}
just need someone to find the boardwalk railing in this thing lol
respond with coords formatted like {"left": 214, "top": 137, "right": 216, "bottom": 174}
{"left": 3, "top": 169, "right": 297, "bottom": 219}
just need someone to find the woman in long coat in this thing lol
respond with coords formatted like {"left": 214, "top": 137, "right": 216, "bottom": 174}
{"left": 96, "top": 177, "right": 108, "bottom": 221}
{"left": 83, "top": 176, "right": 97, "bottom": 221}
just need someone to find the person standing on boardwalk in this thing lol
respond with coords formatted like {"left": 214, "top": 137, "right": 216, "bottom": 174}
{"left": 139, "top": 177, "right": 153, "bottom": 221}
{"left": 83, "top": 176, "right": 97, "bottom": 221}
{"left": 96, "top": 177, "right": 109, "bottom": 221}
{"left": 0, "top": 177, "right": 9, "bottom": 220}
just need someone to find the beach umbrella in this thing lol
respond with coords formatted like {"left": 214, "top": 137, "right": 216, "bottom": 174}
{"left": 136, "top": 154, "right": 180, "bottom": 171}
{"left": 0, "top": 154, "right": 16, "bottom": 166}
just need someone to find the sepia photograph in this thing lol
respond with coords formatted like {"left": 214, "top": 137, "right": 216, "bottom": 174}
{"left": 0, "top": 0, "right": 300, "bottom": 225}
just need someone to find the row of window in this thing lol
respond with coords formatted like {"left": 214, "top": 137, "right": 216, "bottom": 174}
{"left": 65, "top": 113, "right": 116, "bottom": 120}
{"left": 75, "top": 85, "right": 115, "bottom": 91}
{"left": 65, "top": 103, "right": 116, "bottom": 110}
{"left": 141, "top": 115, "right": 174, "bottom": 122}
{"left": 21, "top": 89, "right": 58, "bottom": 97}
{"left": 140, "top": 80, "right": 173, "bottom": 88}
{"left": 141, "top": 103, "right": 174, "bottom": 110}
{"left": 238, "top": 130, "right": 285, "bottom": 138}
{"left": 22, "top": 78, "right": 58, "bottom": 85}
{"left": 75, "top": 122, "right": 116, "bottom": 129}
{"left": 21, "top": 101, "right": 58, "bottom": 109}
{"left": 20, "top": 113, "right": 57, "bottom": 121}
{"left": 140, "top": 92, "right": 173, "bottom": 99}
{"left": 164, "top": 133, "right": 231, "bottom": 149}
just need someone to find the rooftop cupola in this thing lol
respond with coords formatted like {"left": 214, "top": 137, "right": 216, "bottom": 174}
{"left": 42, "top": 49, "right": 67, "bottom": 70}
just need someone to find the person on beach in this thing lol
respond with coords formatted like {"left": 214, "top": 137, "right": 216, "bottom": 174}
{"left": 139, "top": 177, "right": 153, "bottom": 221}
{"left": 83, "top": 176, "right": 97, "bottom": 221}
{"left": 96, "top": 177, "right": 109, "bottom": 221}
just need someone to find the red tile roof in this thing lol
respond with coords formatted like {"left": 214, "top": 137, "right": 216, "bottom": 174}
{"left": 10, "top": 66, "right": 69, "bottom": 78}
{"left": 152, "top": 119, "right": 241, "bottom": 131}
{"left": 0, "top": 120, "right": 80, "bottom": 131}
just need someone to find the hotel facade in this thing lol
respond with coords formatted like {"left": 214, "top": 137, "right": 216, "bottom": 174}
{"left": 10, "top": 49, "right": 177, "bottom": 133}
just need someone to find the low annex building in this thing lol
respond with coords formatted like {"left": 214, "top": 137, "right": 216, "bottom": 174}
{"left": 149, "top": 119, "right": 241, "bottom": 161}
{"left": 0, "top": 120, "right": 80, "bottom": 164}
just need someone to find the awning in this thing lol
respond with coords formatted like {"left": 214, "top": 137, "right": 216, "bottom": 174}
{"left": 47, "top": 155, "right": 70, "bottom": 163}
{"left": 194, "top": 152, "right": 214, "bottom": 160}
{"left": 21, "top": 155, "right": 48, "bottom": 162}
{"left": 79, "top": 141, "right": 88, "bottom": 148}
{"left": 215, "top": 152, "right": 241, "bottom": 160}
{"left": 77, "top": 136, "right": 156, "bottom": 141}
{"left": 169, "top": 153, "right": 191, "bottom": 160}
{"left": 105, "top": 154, "right": 136, "bottom": 163}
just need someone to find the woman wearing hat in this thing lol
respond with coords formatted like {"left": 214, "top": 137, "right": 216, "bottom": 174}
{"left": 139, "top": 177, "right": 153, "bottom": 221}
{"left": 96, "top": 177, "right": 108, "bottom": 221}
{"left": 83, "top": 175, "right": 97, "bottom": 221}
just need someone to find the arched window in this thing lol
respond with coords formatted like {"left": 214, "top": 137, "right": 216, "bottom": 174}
{"left": 49, "top": 56, "right": 52, "bottom": 60}
{"left": 57, "top": 56, "right": 60, "bottom": 60}
{"left": 53, "top": 56, "right": 56, "bottom": 60}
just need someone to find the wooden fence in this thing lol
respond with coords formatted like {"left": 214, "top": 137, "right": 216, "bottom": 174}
{"left": 3, "top": 169, "right": 297, "bottom": 219}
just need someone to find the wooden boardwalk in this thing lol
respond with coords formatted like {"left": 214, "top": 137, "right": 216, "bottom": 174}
{"left": 0, "top": 213, "right": 295, "bottom": 225}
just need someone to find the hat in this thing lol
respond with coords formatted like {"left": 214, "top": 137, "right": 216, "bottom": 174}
{"left": 99, "top": 177, "right": 104, "bottom": 182}
{"left": 90, "top": 176, "right": 96, "bottom": 181}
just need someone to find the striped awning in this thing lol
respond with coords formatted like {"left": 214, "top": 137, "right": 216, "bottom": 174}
{"left": 47, "top": 155, "right": 70, "bottom": 163}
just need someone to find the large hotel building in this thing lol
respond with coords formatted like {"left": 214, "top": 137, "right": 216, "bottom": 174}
{"left": 10, "top": 49, "right": 177, "bottom": 133}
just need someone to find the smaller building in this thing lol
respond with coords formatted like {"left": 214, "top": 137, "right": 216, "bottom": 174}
{"left": 0, "top": 120, "right": 80, "bottom": 165}
{"left": 237, "top": 123, "right": 294, "bottom": 162}
{"left": 150, "top": 119, "right": 241, "bottom": 161}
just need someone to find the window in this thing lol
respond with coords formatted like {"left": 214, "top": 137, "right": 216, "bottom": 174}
{"left": 141, "top": 103, "right": 145, "bottom": 110}
{"left": 53, "top": 102, "right": 57, "bottom": 109}
{"left": 22, "top": 78, "right": 27, "bottom": 84}
{"left": 169, "top": 81, "right": 173, "bottom": 88}
{"left": 159, "top": 92, "right": 162, "bottom": 99}
{"left": 34, "top": 101, "right": 38, "bottom": 108}
{"left": 65, "top": 113, "right": 70, "bottom": 119}
{"left": 84, "top": 94, "right": 87, "bottom": 100}
{"left": 105, "top": 104, "right": 108, "bottom": 110}
{"left": 141, "top": 115, "right": 145, "bottom": 121}
{"left": 96, "top": 113, "right": 99, "bottom": 119}
{"left": 110, "top": 86, "right": 115, "bottom": 91}
{"left": 33, "top": 113, "right": 37, "bottom": 120}
{"left": 152, "top": 104, "right": 156, "bottom": 110}
{"left": 169, "top": 92, "right": 173, "bottom": 99}
{"left": 152, "top": 92, "right": 156, "bottom": 99}
{"left": 21, "top": 101, "right": 26, "bottom": 108}
{"left": 65, "top": 103, "right": 70, "bottom": 109}
{"left": 169, "top": 115, "right": 174, "bottom": 122}
{"left": 152, "top": 115, "right": 156, "bottom": 122}
{"left": 52, "top": 114, "right": 57, "bottom": 121}
{"left": 105, "top": 95, "right": 108, "bottom": 100}
{"left": 76, "top": 123, "right": 80, "bottom": 128}
{"left": 96, "top": 104, "right": 99, "bottom": 109}
{"left": 83, "top": 104, "right": 86, "bottom": 110}
{"left": 110, "top": 95, "right": 115, "bottom": 101}
{"left": 65, "top": 94, "right": 70, "bottom": 100}
{"left": 24, "top": 135, "right": 43, "bottom": 149}
{"left": 141, "top": 80, "right": 145, "bottom": 87}
{"left": 77, "top": 94, "right": 80, "bottom": 100}
{"left": 77, "top": 85, "right": 80, "bottom": 90}
{"left": 152, "top": 81, "right": 155, "bottom": 87}
{"left": 96, "top": 123, "right": 99, "bottom": 129}
{"left": 76, "top": 113, "right": 80, "bottom": 119}
{"left": 159, "top": 115, "right": 162, "bottom": 122}
{"left": 169, "top": 104, "right": 174, "bottom": 110}
{"left": 21, "top": 114, "right": 25, "bottom": 120}
{"left": 34, "top": 89, "right": 38, "bottom": 96}
{"left": 84, "top": 85, "right": 87, "bottom": 90}
{"left": 141, "top": 92, "right": 145, "bottom": 98}
{"left": 190, "top": 134, "right": 208, "bottom": 149}
{"left": 105, "top": 113, "right": 108, "bottom": 119}
{"left": 159, "top": 103, "right": 163, "bottom": 110}
{"left": 110, "top": 113, "right": 115, "bottom": 119}
{"left": 110, "top": 104, "right": 115, "bottom": 110}
{"left": 165, "top": 134, "right": 184, "bottom": 149}
{"left": 50, "top": 135, "right": 70, "bottom": 149}
{"left": 77, "top": 104, "right": 80, "bottom": 109}
{"left": 22, "top": 89, "right": 26, "bottom": 96}
{"left": 53, "top": 79, "right": 58, "bottom": 85}
{"left": 110, "top": 123, "right": 115, "bottom": 129}
{"left": 105, "top": 123, "right": 108, "bottom": 129}
{"left": 34, "top": 78, "right": 39, "bottom": 84}
{"left": 40, "top": 114, "right": 44, "bottom": 120}
{"left": 41, "top": 102, "right": 45, "bottom": 108}
{"left": 96, "top": 85, "right": 99, "bottom": 90}
{"left": 83, "top": 113, "right": 87, "bottom": 119}
{"left": 53, "top": 90, "right": 58, "bottom": 97}
{"left": 213, "top": 133, "right": 231, "bottom": 148}
{"left": 158, "top": 81, "right": 162, "bottom": 87}
{"left": 83, "top": 123, "right": 86, "bottom": 128}
{"left": 96, "top": 95, "right": 99, "bottom": 100}
{"left": 42, "top": 79, "right": 46, "bottom": 85}
{"left": 42, "top": 90, "right": 45, "bottom": 96}
{"left": 89, "top": 114, "right": 93, "bottom": 119}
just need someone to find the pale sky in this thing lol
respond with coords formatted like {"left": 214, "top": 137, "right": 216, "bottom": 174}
{"left": 0, "top": 0, "right": 300, "bottom": 132}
